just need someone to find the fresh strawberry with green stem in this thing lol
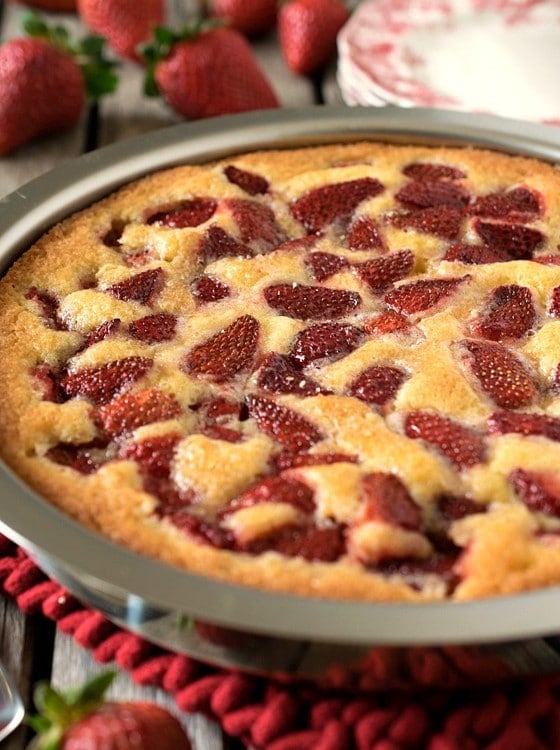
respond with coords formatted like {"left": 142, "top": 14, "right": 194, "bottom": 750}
{"left": 142, "top": 23, "right": 279, "bottom": 120}
{"left": 78, "top": 0, "right": 165, "bottom": 61}
{"left": 0, "top": 11, "right": 118, "bottom": 155}
{"left": 278, "top": 0, "right": 349, "bottom": 76}
{"left": 28, "top": 670, "right": 192, "bottom": 750}
{"left": 210, "top": 0, "right": 278, "bottom": 37}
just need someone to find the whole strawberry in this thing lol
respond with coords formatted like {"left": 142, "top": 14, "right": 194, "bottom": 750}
{"left": 78, "top": 0, "right": 165, "bottom": 61}
{"left": 28, "top": 670, "right": 192, "bottom": 750}
{"left": 210, "top": 0, "right": 278, "bottom": 37}
{"left": 278, "top": 0, "right": 349, "bottom": 76}
{"left": 0, "top": 12, "right": 118, "bottom": 156}
{"left": 143, "top": 24, "right": 279, "bottom": 119}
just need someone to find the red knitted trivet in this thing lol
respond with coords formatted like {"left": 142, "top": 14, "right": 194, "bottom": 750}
{"left": 2, "top": 533, "right": 560, "bottom": 750}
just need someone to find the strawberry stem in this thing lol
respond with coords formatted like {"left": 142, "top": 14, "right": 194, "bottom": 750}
{"left": 21, "top": 9, "right": 119, "bottom": 101}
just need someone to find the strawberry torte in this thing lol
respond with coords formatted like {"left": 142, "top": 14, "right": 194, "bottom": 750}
{"left": 2, "top": 141, "right": 560, "bottom": 602}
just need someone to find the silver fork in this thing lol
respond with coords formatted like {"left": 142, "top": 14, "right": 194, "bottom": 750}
{"left": 0, "top": 658, "right": 24, "bottom": 742}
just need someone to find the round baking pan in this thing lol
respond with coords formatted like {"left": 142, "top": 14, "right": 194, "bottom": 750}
{"left": 2, "top": 105, "right": 560, "bottom": 689}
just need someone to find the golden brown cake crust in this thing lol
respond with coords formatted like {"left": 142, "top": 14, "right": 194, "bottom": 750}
{"left": 2, "top": 141, "right": 560, "bottom": 602}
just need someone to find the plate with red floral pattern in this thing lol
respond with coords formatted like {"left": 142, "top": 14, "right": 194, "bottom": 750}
{"left": 337, "top": 0, "right": 560, "bottom": 123}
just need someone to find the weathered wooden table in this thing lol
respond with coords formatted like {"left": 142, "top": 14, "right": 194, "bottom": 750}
{"left": 0, "top": 1, "right": 345, "bottom": 746}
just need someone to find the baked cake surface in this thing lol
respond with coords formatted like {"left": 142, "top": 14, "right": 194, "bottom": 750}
{"left": 2, "top": 141, "right": 560, "bottom": 602}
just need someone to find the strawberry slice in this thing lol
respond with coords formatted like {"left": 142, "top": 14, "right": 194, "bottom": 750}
{"left": 26, "top": 286, "right": 67, "bottom": 330}
{"left": 168, "top": 512, "right": 235, "bottom": 549}
{"left": 304, "top": 251, "right": 350, "bottom": 281}
{"left": 534, "top": 255, "right": 560, "bottom": 266}
{"left": 247, "top": 394, "right": 322, "bottom": 451}
{"left": 201, "top": 425, "right": 243, "bottom": 442}
{"left": 469, "top": 186, "right": 542, "bottom": 220}
{"left": 61, "top": 356, "right": 153, "bottom": 405}
{"left": 199, "top": 225, "right": 252, "bottom": 264}
{"left": 128, "top": 313, "right": 177, "bottom": 343}
{"left": 363, "top": 310, "right": 410, "bottom": 336}
{"left": 404, "top": 410, "right": 486, "bottom": 469}
{"left": 402, "top": 163, "right": 465, "bottom": 181}
{"left": 199, "top": 396, "right": 242, "bottom": 422}
{"left": 121, "top": 432, "right": 182, "bottom": 478}
{"left": 192, "top": 275, "right": 231, "bottom": 302}
{"left": 548, "top": 286, "right": 560, "bottom": 317}
{"left": 46, "top": 439, "right": 110, "bottom": 475}
{"left": 182, "top": 314, "right": 259, "bottom": 383}
{"left": 348, "top": 365, "right": 408, "bottom": 407}
{"left": 31, "top": 364, "right": 67, "bottom": 403}
{"left": 273, "top": 451, "right": 357, "bottom": 470}
{"left": 290, "top": 321, "right": 364, "bottom": 367}
{"left": 471, "top": 284, "right": 536, "bottom": 341}
{"left": 359, "top": 472, "right": 422, "bottom": 530}
{"left": 107, "top": 268, "right": 164, "bottom": 306}
{"left": 264, "top": 283, "right": 361, "bottom": 320}
{"left": 146, "top": 198, "right": 217, "bottom": 227}
{"left": 78, "top": 318, "right": 121, "bottom": 351}
{"left": 460, "top": 339, "right": 538, "bottom": 409}
{"left": 488, "top": 410, "right": 560, "bottom": 441}
{"left": 347, "top": 215, "right": 384, "bottom": 251}
{"left": 256, "top": 352, "right": 329, "bottom": 396}
{"left": 101, "top": 220, "right": 126, "bottom": 248}
{"left": 223, "top": 475, "right": 315, "bottom": 515}
{"left": 442, "top": 243, "right": 509, "bottom": 264}
{"left": 353, "top": 249, "right": 414, "bottom": 294}
{"left": 97, "top": 388, "right": 181, "bottom": 437}
{"left": 510, "top": 469, "right": 560, "bottom": 517}
{"left": 436, "top": 494, "right": 486, "bottom": 524}
{"left": 384, "top": 276, "right": 467, "bottom": 316}
{"left": 225, "top": 198, "right": 284, "bottom": 249}
{"left": 395, "top": 180, "right": 470, "bottom": 210}
{"left": 387, "top": 206, "right": 464, "bottom": 239}
{"left": 376, "top": 551, "right": 461, "bottom": 594}
{"left": 242, "top": 523, "right": 345, "bottom": 561}
{"left": 290, "top": 177, "right": 385, "bottom": 233}
{"left": 474, "top": 220, "right": 544, "bottom": 260}
{"left": 224, "top": 164, "right": 269, "bottom": 195}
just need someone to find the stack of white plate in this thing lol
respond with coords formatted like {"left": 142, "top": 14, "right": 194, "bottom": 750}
{"left": 337, "top": 0, "right": 560, "bottom": 123}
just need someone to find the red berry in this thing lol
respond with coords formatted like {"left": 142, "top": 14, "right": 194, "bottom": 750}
{"left": 61, "top": 357, "right": 153, "bottom": 405}
{"left": 78, "top": 0, "right": 164, "bottom": 61}
{"left": 192, "top": 275, "right": 231, "bottom": 303}
{"left": 290, "top": 321, "right": 364, "bottom": 366}
{"left": 363, "top": 310, "right": 410, "bottom": 336}
{"left": 147, "top": 198, "right": 217, "bottom": 228}
{"left": 128, "top": 312, "right": 177, "bottom": 342}
{"left": 97, "top": 388, "right": 181, "bottom": 437}
{"left": 0, "top": 38, "right": 85, "bottom": 155}
{"left": 256, "top": 352, "right": 329, "bottom": 396}
{"left": 404, "top": 410, "right": 486, "bottom": 469}
{"left": 223, "top": 164, "right": 269, "bottom": 194}
{"left": 548, "top": 286, "right": 560, "bottom": 318}
{"left": 442, "top": 243, "right": 509, "bottom": 265}
{"left": 395, "top": 180, "right": 470, "bottom": 211}
{"left": 182, "top": 315, "right": 259, "bottom": 383}
{"left": 402, "top": 163, "right": 466, "bottom": 181}
{"left": 347, "top": 215, "right": 385, "bottom": 251}
{"left": 273, "top": 451, "right": 357, "bottom": 470}
{"left": 470, "top": 284, "right": 536, "bottom": 341}
{"left": 153, "top": 27, "right": 279, "bottom": 120}
{"left": 359, "top": 472, "right": 422, "bottom": 530}
{"left": 510, "top": 469, "right": 560, "bottom": 517}
{"left": 264, "top": 283, "right": 361, "bottom": 320}
{"left": 247, "top": 394, "right": 323, "bottom": 451}
{"left": 488, "top": 411, "right": 560, "bottom": 441}
{"left": 304, "top": 251, "right": 350, "bottom": 281}
{"left": 384, "top": 276, "right": 468, "bottom": 316}
{"left": 223, "top": 475, "right": 315, "bottom": 515}
{"left": 291, "top": 177, "right": 385, "bottom": 233}
{"left": 121, "top": 433, "right": 181, "bottom": 477}
{"left": 198, "top": 225, "right": 252, "bottom": 264}
{"left": 388, "top": 206, "right": 464, "bottom": 239}
{"left": 278, "top": 0, "right": 350, "bottom": 75}
{"left": 469, "top": 186, "right": 542, "bottom": 221}
{"left": 243, "top": 524, "right": 345, "bottom": 561}
{"left": 210, "top": 0, "right": 278, "bottom": 37}
{"left": 225, "top": 198, "right": 284, "bottom": 249}
{"left": 348, "top": 365, "right": 408, "bottom": 407}
{"left": 31, "top": 364, "right": 67, "bottom": 403}
{"left": 107, "top": 268, "right": 164, "bottom": 306}
{"left": 353, "top": 249, "right": 415, "bottom": 294}
{"left": 474, "top": 220, "right": 544, "bottom": 260}
{"left": 79, "top": 318, "right": 122, "bottom": 351}
{"left": 460, "top": 339, "right": 538, "bottom": 409}
{"left": 26, "top": 286, "right": 67, "bottom": 330}
{"left": 46, "top": 440, "right": 108, "bottom": 475}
